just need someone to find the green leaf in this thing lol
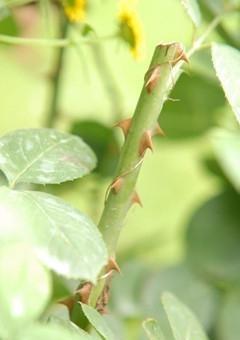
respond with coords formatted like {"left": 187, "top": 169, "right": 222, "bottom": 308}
{"left": 141, "top": 264, "right": 219, "bottom": 334}
{"left": 212, "top": 44, "right": 240, "bottom": 124}
{"left": 161, "top": 292, "right": 209, "bottom": 340}
{"left": 180, "top": 0, "right": 202, "bottom": 26}
{"left": 17, "top": 323, "right": 94, "bottom": 340}
{"left": 71, "top": 120, "right": 119, "bottom": 178}
{"left": 211, "top": 129, "right": 240, "bottom": 192}
{"left": 0, "top": 244, "right": 51, "bottom": 338}
{"left": 81, "top": 303, "right": 115, "bottom": 340}
{"left": 143, "top": 318, "right": 166, "bottom": 340}
{"left": 186, "top": 189, "right": 240, "bottom": 283}
{"left": 0, "top": 186, "right": 107, "bottom": 281}
{"left": 0, "top": 128, "right": 97, "bottom": 187}
{"left": 217, "top": 290, "right": 240, "bottom": 340}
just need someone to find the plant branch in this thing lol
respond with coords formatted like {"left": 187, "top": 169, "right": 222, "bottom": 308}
{"left": 45, "top": 17, "right": 69, "bottom": 128}
{"left": 199, "top": 0, "right": 240, "bottom": 49}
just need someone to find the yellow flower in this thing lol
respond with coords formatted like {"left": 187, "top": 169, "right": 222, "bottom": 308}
{"left": 118, "top": 1, "right": 144, "bottom": 59}
{"left": 63, "top": 0, "right": 86, "bottom": 22}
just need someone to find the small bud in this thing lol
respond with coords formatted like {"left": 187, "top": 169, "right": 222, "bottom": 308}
{"left": 110, "top": 177, "right": 124, "bottom": 194}
{"left": 139, "top": 130, "right": 153, "bottom": 156}
{"left": 115, "top": 118, "right": 132, "bottom": 137}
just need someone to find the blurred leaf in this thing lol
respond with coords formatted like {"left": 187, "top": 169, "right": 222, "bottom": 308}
{"left": 212, "top": 44, "right": 240, "bottom": 124}
{"left": 0, "top": 186, "right": 107, "bottom": 281}
{"left": 180, "top": 0, "right": 202, "bottom": 26}
{"left": 211, "top": 129, "right": 240, "bottom": 192}
{"left": 110, "top": 261, "right": 150, "bottom": 317}
{"left": 161, "top": 292, "right": 209, "bottom": 340}
{"left": 186, "top": 189, "right": 240, "bottom": 283}
{"left": 0, "top": 244, "right": 51, "bottom": 338}
{"left": 143, "top": 318, "right": 166, "bottom": 340}
{"left": 141, "top": 264, "right": 218, "bottom": 335}
{"left": 81, "top": 303, "right": 115, "bottom": 340}
{"left": 51, "top": 273, "right": 73, "bottom": 302}
{"left": 161, "top": 73, "right": 225, "bottom": 138}
{"left": 17, "top": 323, "right": 93, "bottom": 340}
{"left": 0, "top": 129, "right": 96, "bottom": 187}
{"left": 217, "top": 290, "right": 240, "bottom": 340}
{"left": 0, "top": 14, "right": 18, "bottom": 36}
{"left": 71, "top": 121, "right": 119, "bottom": 177}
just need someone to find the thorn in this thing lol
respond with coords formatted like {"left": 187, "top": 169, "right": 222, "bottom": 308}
{"left": 139, "top": 130, "right": 153, "bottom": 156}
{"left": 107, "top": 257, "right": 121, "bottom": 273}
{"left": 115, "top": 118, "right": 132, "bottom": 137}
{"left": 172, "top": 44, "right": 189, "bottom": 65}
{"left": 110, "top": 177, "right": 123, "bottom": 194}
{"left": 132, "top": 191, "right": 142, "bottom": 207}
{"left": 145, "top": 65, "right": 161, "bottom": 93}
{"left": 78, "top": 282, "right": 92, "bottom": 304}
{"left": 152, "top": 123, "right": 165, "bottom": 137}
{"left": 59, "top": 297, "right": 75, "bottom": 312}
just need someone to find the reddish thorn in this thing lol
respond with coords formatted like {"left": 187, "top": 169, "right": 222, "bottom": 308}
{"left": 110, "top": 177, "right": 123, "bottom": 194}
{"left": 139, "top": 130, "right": 153, "bottom": 156}
{"left": 115, "top": 118, "right": 132, "bottom": 137}
{"left": 107, "top": 257, "right": 121, "bottom": 273}
{"left": 132, "top": 191, "right": 142, "bottom": 207}
{"left": 172, "top": 44, "right": 189, "bottom": 65}
{"left": 152, "top": 123, "right": 165, "bottom": 137}
{"left": 145, "top": 65, "right": 161, "bottom": 93}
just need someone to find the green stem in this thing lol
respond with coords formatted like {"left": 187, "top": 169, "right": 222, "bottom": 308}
{"left": 88, "top": 43, "right": 187, "bottom": 309}
{"left": 45, "top": 18, "right": 69, "bottom": 128}
{"left": 0, "top": 34, "right": 69, "bottom": 47}
{"left": 199, "top": 0, "right": 240, "bottom": 49}
{"left": 98, "top": 43, "right": 185, "bottom": 257}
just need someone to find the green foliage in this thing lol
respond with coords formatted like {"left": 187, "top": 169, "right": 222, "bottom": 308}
{"left": 211, "top": 129, "right": 240, "bottom": 191}
{"left": 212, "top": 44, "right": 240, "bottom": 124}
{"left": 180, "top": 0, "right": 202, "bottom": 26}
{"left": 0, "top": 129, "right": 97, "bottom": 187}
{"left": 81, "top": 303, "right": 115, "bottom": 340}
{"left": 161, "top": 292, "right": 209, "bottom": 340}
{"left": 0, "top": 244, "right": 51, "bottom": 338}
{"left": 186, "top": 189, "right": 240, "bottom": 283}
{"left": 143, "top": 318, "right": 166, "bottom": 340}
{"left": 143, "top": 293, "right": 209, "bottom": 340}
{"left": 0, "top": 0, "right": 239, "bottom": 339}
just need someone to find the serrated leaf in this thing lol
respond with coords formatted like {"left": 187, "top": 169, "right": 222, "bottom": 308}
{"left": 212, "top": 44, "right": 240, "bottom": 124}
{"left": 143, "top": 319, "right": 166, "bottom": 340}
{"left": 161, "top": 292, "right": 209, "bottom": 340}
{"left": 0, "top": 186, "right": 107, "bottom": 281}
{"left": 0, "top": 129, "right": 96, "bottom": 187}
{"left": 0, "top": 244, "right": 51, "bottom": 338}
{"left": 180, "top": 0, "right": 202, "bottom": 26}
{"left": 211, "top": 129, "right": 240, "bottom": 191}
{"left": 17, "top": 323, "right": 94, "bottom": 340}
{"left": 81, "top": 303, "right": 115, "bottom": 340}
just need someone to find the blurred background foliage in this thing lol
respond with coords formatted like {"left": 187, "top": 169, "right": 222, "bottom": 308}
{"left": 0, "top": 0, "right": 240, "bottom": 339}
